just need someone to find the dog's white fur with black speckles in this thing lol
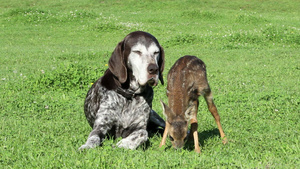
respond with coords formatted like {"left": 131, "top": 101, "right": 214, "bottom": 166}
{"left": 79, "top": 31, "right": 165, "bottom": 150}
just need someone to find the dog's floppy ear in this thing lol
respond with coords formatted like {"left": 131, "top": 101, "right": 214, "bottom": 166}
{"left": 158, "top": 45, "right": 165, "bottom": 85}
{"left": 108, "top": 40, "right": 127, "bottom": 84}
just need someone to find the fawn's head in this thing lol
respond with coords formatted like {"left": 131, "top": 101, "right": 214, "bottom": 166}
{"left": 160, "top": 101, "right": 195, "bottom": 149}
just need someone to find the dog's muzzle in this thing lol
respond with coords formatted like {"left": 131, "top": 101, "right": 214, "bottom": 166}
{"left": 147, "top": 64, "right": 158, "bottom": 75}
{"left": 147, "top": 64, "right": 159, "bottom": 86}
{"left": 147, "top": 78, "right": 157, "bottom": 86}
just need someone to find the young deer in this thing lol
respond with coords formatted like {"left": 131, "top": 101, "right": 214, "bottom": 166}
{"left": 159, "top": 55, "right": 226, "bottom": 153}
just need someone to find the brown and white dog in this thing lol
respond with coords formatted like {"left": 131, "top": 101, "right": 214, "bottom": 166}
{"left": 79, "top": 31, "right": 165, "bottom": 150}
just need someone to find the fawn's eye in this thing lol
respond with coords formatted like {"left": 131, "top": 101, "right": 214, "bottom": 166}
{"left": 169, "top": 136, "right": 174, "bottom": 141}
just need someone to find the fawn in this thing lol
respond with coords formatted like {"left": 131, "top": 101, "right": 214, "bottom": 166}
{"left": 159, "top": 55, "right": 226, "bottom": 153}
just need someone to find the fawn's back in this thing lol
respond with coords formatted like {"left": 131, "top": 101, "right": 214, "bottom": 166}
{"left": 167, "top": 55, "right": 209, "bottom": 115}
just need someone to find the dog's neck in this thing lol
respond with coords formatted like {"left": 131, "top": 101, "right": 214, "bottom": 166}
{"left": 127, "top": 72, "right": 146, "bottom": 93}
{"left": 101, "top": 69, "right": 148, "bottom": 98}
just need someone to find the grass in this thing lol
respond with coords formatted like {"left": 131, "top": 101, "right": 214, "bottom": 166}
{"left": 0, "top": 0, "right": 299, "bottom": 168}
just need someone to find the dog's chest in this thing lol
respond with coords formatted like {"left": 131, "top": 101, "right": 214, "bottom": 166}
{"left": 101, "top": 92, "right": 150, "bottom": 138}
{"left": 117, "top": 95, "right": 151, "bottom": 127}
{"left": 98, "top": 87, "right": 151, "bottom": 125}
{"left": 85, "top": 81, "right": 153, "bottom": 138}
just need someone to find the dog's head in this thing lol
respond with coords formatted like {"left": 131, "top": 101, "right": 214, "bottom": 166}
{"left": 108, "top": 31, "right": 165, "bottom": 88}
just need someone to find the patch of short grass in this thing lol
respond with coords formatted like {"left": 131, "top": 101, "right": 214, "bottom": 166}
{"left": 0, "top": 0, "right": 299, "bottom": 168}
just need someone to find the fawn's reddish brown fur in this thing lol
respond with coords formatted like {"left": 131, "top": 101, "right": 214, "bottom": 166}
{"left": 159, "top": 55, "right": 226, "bottom": 153}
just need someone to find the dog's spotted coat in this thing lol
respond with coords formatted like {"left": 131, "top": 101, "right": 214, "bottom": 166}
{"left": 79, "top": 31, "right": 165, "bottom": 150}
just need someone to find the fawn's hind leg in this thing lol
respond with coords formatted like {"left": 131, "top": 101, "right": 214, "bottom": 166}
{"left": 204, "top": 90, "right": 227, "bottom": 144}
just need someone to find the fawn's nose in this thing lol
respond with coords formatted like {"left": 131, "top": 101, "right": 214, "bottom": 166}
{"left": 173, "top": 140, "right": 185, "bottom": 149}
{"left": 147, "top": 64, "right": 158, "bottom": 75}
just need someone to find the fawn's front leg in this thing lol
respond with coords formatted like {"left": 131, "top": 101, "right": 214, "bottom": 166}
{"left": 190, "top": 101, "right": 200, "bottom": 153}
{"left": 190, "top": 122, "right": 200, "bottom": 153}
{"left": 159, "top": 121, "right": 170, "bottom": 147}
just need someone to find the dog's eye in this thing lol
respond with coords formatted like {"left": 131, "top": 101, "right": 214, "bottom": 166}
{"left": 133, "top": 51, "right": 142, "bottom": 55}
{"left": 169, "top": 136, "right": 174, "bottom": 141}
{"left": 154, "top": 51, "right": 159, "bottom": 55}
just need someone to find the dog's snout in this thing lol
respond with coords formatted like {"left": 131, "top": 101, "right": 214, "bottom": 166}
{"left": 147, "top": 64, "right": 158, "bottom": 74}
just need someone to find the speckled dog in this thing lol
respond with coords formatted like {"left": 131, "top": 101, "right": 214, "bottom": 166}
{"left": 79, "top": 31, "right": 165, "bottom": 150}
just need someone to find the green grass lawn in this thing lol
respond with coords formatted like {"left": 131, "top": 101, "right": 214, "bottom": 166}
{"left": 0, "top": 0, "right": 299, "bottom": 168}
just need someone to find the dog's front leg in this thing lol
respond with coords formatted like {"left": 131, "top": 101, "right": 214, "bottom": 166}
{"left": 116, "top": 129, "right": 148, "bottom": 150}
{"left": 79, "top": 134, "right": 101, "bottom": 150}
{"left": 79, "top": 118, "right": 113, "bottom": 150}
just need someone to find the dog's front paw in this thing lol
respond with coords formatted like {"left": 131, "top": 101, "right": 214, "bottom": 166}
{"left": 78, "top": 135, "right": 101, "bottom": 151}
{"left": 78, "top": 144, "right": 94, "bottom": 151}
{"left": 116, "top": 139, "right": 136, "bottom": 150}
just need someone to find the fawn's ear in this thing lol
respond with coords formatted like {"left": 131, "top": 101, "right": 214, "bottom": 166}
{"left": 160, "top": 100, "right": 174, "bottom": 120}
{"left": 184, "top": 104, "right": 196, "bottom": 121}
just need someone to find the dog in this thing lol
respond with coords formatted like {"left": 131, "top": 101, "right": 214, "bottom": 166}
{"left": 79, "top": 31, "right": 166, "bottom": 150}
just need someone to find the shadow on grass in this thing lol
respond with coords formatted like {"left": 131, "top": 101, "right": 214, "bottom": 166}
{"left": 142, "top": 128, "right": 221, "bottom": 152}
{"left": 183, "top": 128, "right": 221, "bottom": 151}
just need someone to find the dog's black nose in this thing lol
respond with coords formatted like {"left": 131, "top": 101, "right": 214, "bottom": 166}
{"left": 147, "top": 64, "right": 158, "bottom": 74}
